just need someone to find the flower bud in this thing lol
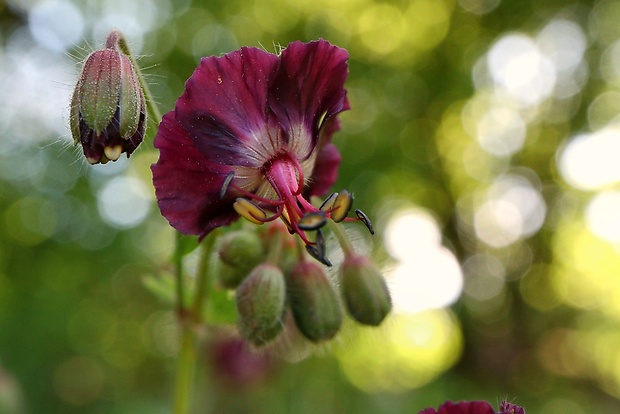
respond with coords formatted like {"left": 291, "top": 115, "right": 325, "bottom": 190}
{"left": 340, "top": 255, "right": 391, "bottom": 326}
{"left": 235, "top": 263, "right": 286, "bottom": 346}
{"left": 288, "top": 261, "right": 343, "bottom": 342}
{"left": 499, "top": 401, "right": 526, "bottom": 414}
{"left": 217, "top": 230, "right": 265, "bottom": 288}
{"left": 219, "top": 230, "right": 264, "bottom": 268}
{"left": 217, "top": 262, "right": 247, "bottom": 289}
{"left": 70, "top": 30, "right": 146, "bottom": 164}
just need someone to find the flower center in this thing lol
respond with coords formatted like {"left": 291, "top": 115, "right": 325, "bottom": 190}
{"left": 224, "top": 152, "right": 373, "bottom": 265}
{"left": 263, "top": 153, "right": 321, "bottom": 243}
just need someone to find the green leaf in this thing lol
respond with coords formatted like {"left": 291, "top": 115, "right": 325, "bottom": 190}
{"left": 142, "top": 272, "right": 176, "bottom": 304}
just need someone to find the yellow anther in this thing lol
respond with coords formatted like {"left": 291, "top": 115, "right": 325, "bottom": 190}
{"left": 319, "top": 192, "right": 338, "bottom": 212}
{"left": 233, "top": 198, "right": 267, "bottom": 225}
{"left": 330, "top": 190, "right": 353, "bottom": 223}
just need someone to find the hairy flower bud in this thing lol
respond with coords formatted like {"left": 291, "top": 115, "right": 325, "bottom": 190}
{"left": 499, "top": 401, "right": 526, "bottom": 414}
{"left": 70, "top": 30, "right": 146, "bottom": 164}
{"left": 217, "top": 230, "right": 265, "bottom": 287}
{"left": 287, "top": 261, "right": 343, "bottom": 342}
{"left": 235, "top": 263, "right": 286, "bottom": 346}
{"left": 340, "top": 255, "right": 391, "bottom": 326}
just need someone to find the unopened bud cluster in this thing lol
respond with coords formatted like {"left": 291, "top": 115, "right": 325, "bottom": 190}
{"left": 217, "top": 223, "right": 391, "bottom": 346}
{"left": 70, "top": 30, "right": 146, "bottom": 164}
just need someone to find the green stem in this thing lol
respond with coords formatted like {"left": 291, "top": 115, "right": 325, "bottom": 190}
{"left": 327, "top": 220, "right": 354, "bottom": 257}
{"left": 109, "top": 30, "right": 163, "bottom": 125}
{"left": 266, "top": 229, "right": 283, "bottom": 265}
{"left": 173, "top": 232, "right": 186, "bottom": 314}
{"left": 173, "top": 231, "right": 218, "bottom": 414}
{"left": 192, "top": 231, "right": 218, "bottom": 322}
{"left": 174, "top": 324, "right": 196, "bottom": 414}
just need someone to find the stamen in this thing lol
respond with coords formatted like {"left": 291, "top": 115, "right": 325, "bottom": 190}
{"left": 233, "top": 198, "right": 267, "bottom": 225}
{"left": 220, "top": 171, "right": 235, "bottom": 199}
{"left": 330, "top": 190, "right": 353, "bottom": 223}
{"left": 319, "top": 192, "right": 338, "bottom": 212}
{"left": 298, "top": 211, "right": 327, "bottom": 231}
{"left": 305, "top": 244, "right": 332, "bottom": 267}
{"left": 315, "top": 229, "right": 328, "bottom": 261}
{"left": 304, "top": 229, "right": 331, "bottom": 266}
{"left": 317, "top": 110, "right": 328, "bottom": 131}
{"left": 355, "top": 209, "right": 375, "bottom": 235}
{"left": 296, "top": 194, "right": 317, "bottom": 212}
{"left": 279, "top": 209, "right": 294, "bottom": 234}
{"left": 225, "top": 181, "right": 285, "bottom": 207}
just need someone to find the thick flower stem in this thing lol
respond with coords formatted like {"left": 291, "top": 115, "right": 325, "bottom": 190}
{"left": 173, "top": 232, "right": 217, "bottom": 414}
{"left": 327, "top": 220, "right": 354, "bottom": 257}
{"left": 192, "top": 230, "right": 218, "bottom": 321}
{"left": 266, "top": 230, "right": 283, "bottom": 265}
{"left": 174, "top": 325, "right": 196, "bottom": 414}
{"left": 173, "top": 231, "right": 186, "bottom": 314}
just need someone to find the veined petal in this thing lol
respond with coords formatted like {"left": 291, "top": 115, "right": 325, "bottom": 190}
{"left": 307, "top": 143, "right": 341, "bottom": 197}
{"left": 268, "top": 40, "right": 349, "bottom": 160}
{"left": 307, "top": 115, "right": 344, "bottom": 196}
{"left": 175, "top": 46, "right": 281, "bottom": 167}
{"left": 152, "top": 112, "right": 239, "bottom": 238}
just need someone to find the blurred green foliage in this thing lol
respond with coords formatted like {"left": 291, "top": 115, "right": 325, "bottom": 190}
{"left": 2, "top": 0, "right": 620, "bottom": 413}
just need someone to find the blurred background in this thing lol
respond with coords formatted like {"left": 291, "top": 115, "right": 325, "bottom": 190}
{"left": 1, "top": 0, "right": 620, "bottom": 412}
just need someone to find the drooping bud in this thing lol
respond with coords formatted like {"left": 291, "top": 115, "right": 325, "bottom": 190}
{"left": 287, "top": 260, "right": 343, "bottom": 342}
{"left": 235, "top": 263, "right": 286, "bottom": 346}
{"left": 499, "top": 401, "right": 526, "bottom": 414}
{"left": 70, "top": 30, "right": 146, "bottom": 164}
{"left": 217, "top": 230, "right": 265, "bottom": 287}
{"left": 218, "top": 262, "right": 248, "bottom": 290}
{"left": 340, "top": 255, "right": 391, "bottom": 326}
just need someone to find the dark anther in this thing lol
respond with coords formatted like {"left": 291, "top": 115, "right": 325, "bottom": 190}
{"left": 315, "top": 229, "right": 327, "bottom": 258}
{"left": 220, "top": 171, "right": 235, "bottom": 199}
{"left": 305, "top": 244, "right": 332, "bottom": 267}
{"left": 355, "top": 209, "right": 374, "bottom": 235}
{"left": 298, "top": 211, "right": 327, "bottom": 231}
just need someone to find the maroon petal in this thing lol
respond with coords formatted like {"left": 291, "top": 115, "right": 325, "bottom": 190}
{"left": 419, "top": 401, "right": 496, "bottom": 414}
{"left": 151, "top": 112, "right": 239, "bottom": 238}
{"left": 307, "top": 142, "right": 341, "bottom": 197}
{"left": 175, "top": 47, "right": 280, "bottom": 166}
{"left": 268, "top": 40, "right": 349, "bottom": 159}
{"left": 306, "top": 115, "right": 344, "bottom": 196}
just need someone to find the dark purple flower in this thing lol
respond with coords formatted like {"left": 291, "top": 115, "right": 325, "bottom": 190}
{"left": 419, "top": 400, "right": 525, "bottom": 414}
{"left": 151, "top": 40, "right": 350, "bottom": 246}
